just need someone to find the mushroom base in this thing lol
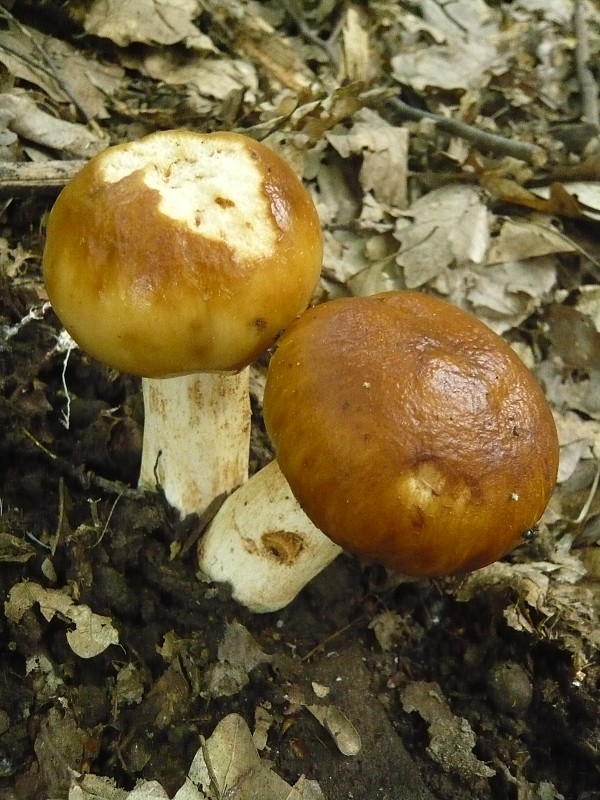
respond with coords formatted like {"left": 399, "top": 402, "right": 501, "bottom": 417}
{"left": 197, "top": 460, "right": 342, "bottom": 613}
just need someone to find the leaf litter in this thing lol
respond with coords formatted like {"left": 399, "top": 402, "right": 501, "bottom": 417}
{"left": 1, "top": 0, "right": 600, "bottom": 798}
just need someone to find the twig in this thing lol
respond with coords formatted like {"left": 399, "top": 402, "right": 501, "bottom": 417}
{"left": 574, "top": 0, "right": 600, "bottom": 128}
{"left": 20, "top": 427, "right": 142, "bottom": 500}
{"left": 390, "top": 97, "right": 547, "bottom": 166}
{"left": 280, "top": 0, "right": 341, "bottom": 70}
{"left": 300, "top": 615, "right": 364, "bottom": 662}
{"left": 0, "top": 160, "right": 86, "bottom": 197}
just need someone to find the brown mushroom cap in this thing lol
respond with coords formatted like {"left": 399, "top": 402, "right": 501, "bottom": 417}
{"left": 43, "top": 130, "right": 322, "bottom": 377}
{"left": 263, "top": 291, "right": 559, "bottom": 577}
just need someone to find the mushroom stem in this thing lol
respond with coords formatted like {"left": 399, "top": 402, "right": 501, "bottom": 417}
{"left": 197, "top": 459, "right": 342, "bottom": 613}
{"left": 139, "top": 370, "right": 251, "bottom": 518}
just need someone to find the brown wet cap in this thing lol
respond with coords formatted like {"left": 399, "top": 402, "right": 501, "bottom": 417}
{"left": 43, "top": 130, "right": 323, "bottom": 377}
{"left": 263, "top": 291, "right": 559, "bottom": 576}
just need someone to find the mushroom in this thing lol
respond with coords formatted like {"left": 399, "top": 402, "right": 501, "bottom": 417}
{"left": 198, "top": 291, "right": 559, "bottom": 611}
{"left": 43, "top": 130, "right": 322, "bottom": 516}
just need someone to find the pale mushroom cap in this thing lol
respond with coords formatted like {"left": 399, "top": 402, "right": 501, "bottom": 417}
{"left": 43, "top": 130, "right": 322, "bottom": 377}
{"left": 263, "top": 291, "right": 560, "bottom": 577}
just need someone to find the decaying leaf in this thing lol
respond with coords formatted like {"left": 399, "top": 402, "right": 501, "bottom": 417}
{"left": 140, "top": 52, "right": 258, "bottom": 100}
{"left": 253, "top": 705, "right": 274, "bottom": 751}
{"left": 305, "top": 704, "right": 362, "bottom": 756}
{"left": 83, "top": 0, "right": 217, "bottom": 50}
{"left": 453, "top": 538, "right": 600, "bottom": 670}
{"left": 0, "top": 25, "right": 123, "bottom": 119}
{"left": 112, "top": 662, "right": 145, "bottom": 712}
{"left": 187, "top": 713, "right": 325, "bottom": 799}
{"left": 532, "top": 182, "right": 600, "bottom": 222}
{"left": 456, "top": 256, "right": 557, "bottom": 333}
{"left": 0, "top": 532, "right": 35, "bottom": 563}
{"left": 327, "top": 108, "right": 409, "bottom": 208}
{"left": 368, "top": 610, "right": 405, "bottom": 652}
{"left": 487, "top": 218, "right": 576, "bottom": 264}
{"left": 545, "top": 289, "right": 600, "bottom": 370}
{"left": 400, "top": 681, "right": 495, "bottom": 780}
{"left": 0, "top": 91, "right": 106, "bottom": 158}
{"left": 5, "top": 581, "right": 119, "bottom": 658}
{"left": 204, "top": 621, "right": 271, "bottom": 699}
{"left": 68, "top": 772, "right": 128, "bottom": 799}
{"left": 394, "top": 185, "right": 490, "bottom": 288}
{"left": 217, "top": 620, "right": 272, "bottom": 672}
{"left": 339, "top": 5, "right": 374, "bottom": 84}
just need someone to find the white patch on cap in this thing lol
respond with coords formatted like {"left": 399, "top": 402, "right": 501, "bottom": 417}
{"left": 99, "top": 134, "right": 277, "bottom": 261}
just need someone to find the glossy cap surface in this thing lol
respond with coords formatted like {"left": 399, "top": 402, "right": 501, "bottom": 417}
{"left": 263, "top": 291, "right": 559, "bottom": 576}
{"left": 43, "top": 130, "right": 322, "bottom": 376}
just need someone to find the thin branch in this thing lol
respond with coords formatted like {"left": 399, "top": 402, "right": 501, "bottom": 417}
{"left": 0, "top": 159, "right": 86, "bottom": 197}
{"left": 20, "top": 426, "right": 143, "bottom": 500}
{"left": 390, "top": 97, "right": 547, "bottom": 165}
{"left": 280, "top": 0, "right": 341, "bottom": 70}
{"left": 574, "top": 0, "right": 600, "bottom": 128}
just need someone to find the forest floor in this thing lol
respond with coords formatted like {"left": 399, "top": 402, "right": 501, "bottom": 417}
{"left": 1, "top": 2, "right": 600, "bottom": 799}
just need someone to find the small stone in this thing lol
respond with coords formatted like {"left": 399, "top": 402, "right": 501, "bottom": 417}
{"left": 487, "top": 661, "right": 533, "bottom": 718}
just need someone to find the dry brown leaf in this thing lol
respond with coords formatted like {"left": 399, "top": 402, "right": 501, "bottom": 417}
{"left": 368, "top": 610, "right": 405, "bottom": 651}
{"left": 487, "top": 218, "right": 576, "bottom": 263}
{"left": 533, "top": 181, "right": 600, "bottom": 222}
{"left": 400, "top": 681, "right": 495, "bottom": 780}
{"left": 140, "top": 52, "right": 257, "bottom": 99}
{"left": 233, "top": 8, "right": 315, "bottom": 94}
{"left": 5, "top": 581, "right": 119, "bottom": 658}
{"left": 453, "top": 540, "right": 600, "bottom": 667}
{"left": 0, "top": 90, "right": 106, "bottom": 157}
{"left": 204, "top": 622, "right": 271, "bottom": 699}
{"left": 545, "top": 303, "right": 600, "bottom": 370}
{"left": 187, "top": 713, "right": 325, "bottom": 799}
{"left": 394, "top": 185, "right": 490, "bottom": 288}
{"left": 84, "top": 0, "right": 217, "bottom": 50}
{"left": 326, "top": 108, "right": 409, "bottom": 208}
{"left": 456, "top": 256, "right": 557, "bottom": 332}
{"left": 483, "top": 175, "right": 586, "bottom": 218}
{"left": 305, "top": 704, "right": 362, "bottom": 756}
{"left": 0, "top": 532, "right": 36, "bottom": 563}
{"left": 0, "top": 26, "right": 122, "bottom": 119}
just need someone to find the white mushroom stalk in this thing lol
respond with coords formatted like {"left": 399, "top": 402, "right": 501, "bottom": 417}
{"left": 139, "top": 371, "right": 250, "bottom": 518}
{"left": 197, "top": 460, "right": 342, "bottom": 613}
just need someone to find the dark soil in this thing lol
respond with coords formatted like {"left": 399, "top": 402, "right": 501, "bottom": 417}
{"left": 1, "top": 231, "right": 599, "bottom": 799}
{"left": 1, "top": 4, "right": 600, "bottom": 799}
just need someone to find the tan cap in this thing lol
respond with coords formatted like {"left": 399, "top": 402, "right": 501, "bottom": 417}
{"left": 263, "top": 291, "right": 559, "bottom": 577}
{"left": 43, "top": 130, "right": 322, "bottom": 377}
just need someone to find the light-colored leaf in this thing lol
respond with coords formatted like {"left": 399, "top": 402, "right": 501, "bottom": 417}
{"left": 5, "top": 581, "right": 118, "bottom": 658}
{"left": 84, "top": 0, "right": 216, "bottom": 50}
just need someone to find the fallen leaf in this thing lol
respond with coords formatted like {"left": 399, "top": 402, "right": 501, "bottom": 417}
{"left": 400, "top": 681, "right": 495, "bottom": 780}
{"left": 0, "top": 532, "right": 35, "bottom": 563}
{"left": 187, "top": 713, "right": 325, "bottom": 799}
{"left": 0, "top": 26, "right": 122, "bottom": 119}
{"left": 487, "top": 218, "right": 576, "bottom": 263}
{"left": 339, "top": 6, "right": 375, "bottom": 84}
{"left": 394, "top": 185, "right": 490, "bottom": 288}
{"left": 83, "top": 0, "right": 216, "bottom": 50}
{"left": 327, "top": 108, "right": 409, "bottom": 207}
{"left": 0, "top": 90, "right": 106, "bottom": 157}
{"left": 305, "top": 704, "right": 362, "bottom": 756}
{"left": 5, "top": 581, "right": 119, "bottom": 658}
